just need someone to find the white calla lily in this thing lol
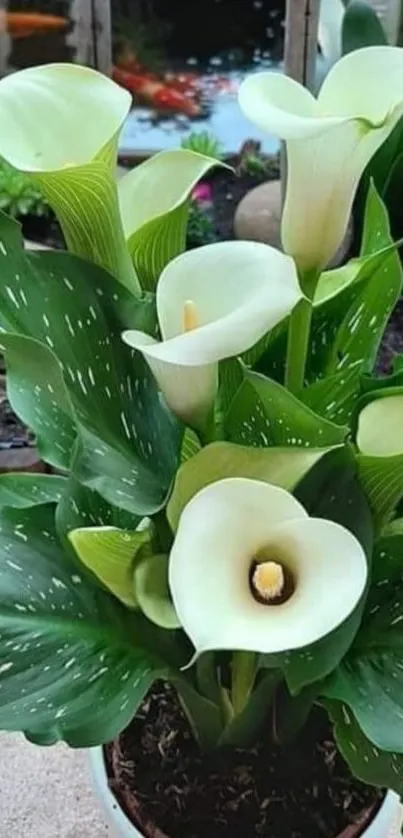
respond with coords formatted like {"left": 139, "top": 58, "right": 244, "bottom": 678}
{"left": 123, "top": 241, "right": 302, "bottom": 428}
{"left": 169, "top": 478, "right": 367, "bottom": 656}
{"left": 239, "top": 47, "right": 403, "bottom": 276}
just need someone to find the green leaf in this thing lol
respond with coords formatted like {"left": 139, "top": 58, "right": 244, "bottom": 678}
{"left": 69, "top": 526, "right": 151, "bottom": 608}
{"left": 356, "top": 389, "right": 403, "bottom": 526}
{"left": 180, "top": 428, "right": 201, "bottom": 464}
{"left": 219, "top": 671, "right": 282, "bottom": 748}
{"left": 119, "top": 149, "right": 222, "bottom": 291}
{"left": 0, "top": 64, "right": 138, "bottom": 292}
{"left": 218, "top": 358, "right": 244, "bottom": 417}
{"left": 226, "top": 371, "right": 346, "bottom": 449}
{"left": 56, "top": 477, "right": 140, "bottom": 545}
{"left": 0, "top": 473, "right": 66, "bottom": 509}
{"left": 0, "top": 503, "right": 174, "bottom": 746}
{"left": 0, "top": 333, "right": 77, "bottom": 470}
{"left": 326, "top": 701, "right": 403, "bottom": 796}
{"left": 0, "top": 226, "right": 181, "bottom": 516}
{"left": 255, "top": 231, "right": 397, "bottom": 389}
{"left": 133, "top": 553, "right": 180, "bottom": 629}
{"left": 323, "top": 532, "right": 403, "bottom": 752}
{"left": 167, "top": 440, "right": 333, "bottom": 531}
{"left": 263, "top": 448, "right": 373, "bottom": 692}
{"left": 327, "top": 184, "right": 402, "bottom": 376}
{"left": 298, "top": 362, "right": 362, "bottom": 425}
{"left": 342, "top": 1, "right": 388, "bottom": 55}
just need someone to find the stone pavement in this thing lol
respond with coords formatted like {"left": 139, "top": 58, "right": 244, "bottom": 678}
{"left": 0, "top": 733, "right": 109, "bottom": 837}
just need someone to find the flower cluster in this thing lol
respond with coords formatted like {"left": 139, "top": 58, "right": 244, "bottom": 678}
{"left": 0, "top": 48, "right": 401, "bottom": 797}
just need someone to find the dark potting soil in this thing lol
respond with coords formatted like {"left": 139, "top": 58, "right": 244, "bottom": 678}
{"left": 107, "top": 683, "right": 382, "bottom": 838}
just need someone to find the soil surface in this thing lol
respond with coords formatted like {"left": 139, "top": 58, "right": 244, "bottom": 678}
{"left": 107, "top": 683, "right": 382, "bottom": 838}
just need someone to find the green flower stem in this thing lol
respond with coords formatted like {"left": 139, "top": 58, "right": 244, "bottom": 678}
{"left": 285, "top": 268, "right": 320, "bottom": 394}
{"left": 284, "top": 297, "right": 313, "bottom": 394}
{"left": 231, "top": 651, "right": 258, "bottom": 716}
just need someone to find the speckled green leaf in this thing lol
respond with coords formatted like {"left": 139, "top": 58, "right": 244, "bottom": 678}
{"left": 255, "top": 202, "right": 397, "bottom": 388}
{"left": 327, "top": 184, "right": 402, "bottom": 376}
{"left": 0, "top": 504, "right": 173, "bottom": 746}
{"left": 0, "top": 218, "right": 181, "bottom": 516}
{"left": 325, "top": 701, "right": 403, "bottom": 795}
{"left": 56, "top": 477, "right": 140, "bottom": 545}
{"left": 298, "top": 362, "right": 362, "bottom": 425}
{"left": 226, "top": 371, "right": 346, "bottom": 449}
{"left": 262, "top": 448, "right": 373, "bottom": 692}
{"left": 0, "top": 473, "right": 66, "bottom": 509}
{"left": 323, "top": 532, "right": 403, "bottom": 752}
{"left": 167, "top": 440, "right": 334, "bottom": 531}
{"left": 0, "top": 333, "right": 77, "bottom": 470}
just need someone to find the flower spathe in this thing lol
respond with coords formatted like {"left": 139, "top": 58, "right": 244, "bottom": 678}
{"left": 239, "top": 47, "right": 403, "bottom": 276}
{"left": 169, "top": 478, "right": 367, "bottom": 656}
{"left": 123, "top": 241, "right": 302, "bottom": 428}
{"left": 0, "top": 62, "right": 131, "bottom": 172}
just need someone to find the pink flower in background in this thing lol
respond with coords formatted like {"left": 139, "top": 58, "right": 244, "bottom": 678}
{"left": 192, "top": 182, "right": 213, "bottom": 204}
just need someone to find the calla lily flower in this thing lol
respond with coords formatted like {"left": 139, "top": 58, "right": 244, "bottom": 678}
{"left": 239, "top": 47, "right": 403, "bottom": 277}
{"left": 123, "top": 241, "right": 302, "bottom": 428}
{"left": 169, "top": 478, "right": 367, "bottom": 656}
{"left": 0, "top": 63, "right": 137, "bottom": 290}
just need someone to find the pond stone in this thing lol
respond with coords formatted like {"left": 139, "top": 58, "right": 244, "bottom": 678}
{"left": 234, "top": 180, "right": 353, "bottom": 268}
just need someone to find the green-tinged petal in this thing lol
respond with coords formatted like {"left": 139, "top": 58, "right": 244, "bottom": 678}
{"left": 169, "top": 478, "right": 367, "bottom": 657}
{"left": 357, "top": 393, "right": 403, "bottom": 456}
{"left": 119, "top": 149, "right": 223, "bottom": 290}
{"left": 69, "top": 526, "right": 152, "bottom": 608}
{"left": 167, "top": 441, "right": 334, "bottom": 531}
{"left": 134, "top": 553, "right": 180, "bottom": 629}
{"left": 0, "top": 63, "right": 138, "bottom": 291}
{"left": 356, "top": 392, "right": 403, "bottom": 525}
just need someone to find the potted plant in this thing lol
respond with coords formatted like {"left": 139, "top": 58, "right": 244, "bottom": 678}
{"left": 1, "top": 47, "right": 403, "bottom": 838}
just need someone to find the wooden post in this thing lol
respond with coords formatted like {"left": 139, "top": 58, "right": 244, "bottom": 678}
{"left": 0, "top": 0, "right": 11, "bottom": 77}
{"left": 281, "top": 0, "right": 321, "bottom": 203}
{"left": 68, "top": 0, "right": 112, "bottom": 75}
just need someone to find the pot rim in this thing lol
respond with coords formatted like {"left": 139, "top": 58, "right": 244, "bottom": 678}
{"left": 89, "top": 745, "right": 401, "bottom": 838}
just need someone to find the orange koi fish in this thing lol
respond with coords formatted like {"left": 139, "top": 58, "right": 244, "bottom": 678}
{"left": 112, "top": 66, "right": 201, "bottom": 118}
{"left": 0, "top": 12, "right": 68, "bottom": 39}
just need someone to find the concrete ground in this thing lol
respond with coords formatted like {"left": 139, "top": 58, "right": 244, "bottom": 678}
{"left": 0, "top": 733, "right": 110, "bottom": 837}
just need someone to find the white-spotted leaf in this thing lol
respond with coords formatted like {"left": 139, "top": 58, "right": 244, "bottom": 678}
{"left": 226, "top": 371, "right": 346, "bottom": 449}
{"left": 0, "top": 217, "right": 181, "bottom": 516}
{"left": 0, "top": 504, "right": 172, "bottom": 746}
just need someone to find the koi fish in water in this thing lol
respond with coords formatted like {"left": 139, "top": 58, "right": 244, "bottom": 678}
{"left": 0, "top": 12, "right": 68, "bottom": 39}
{"left": 112, "top": 66, "right": 202, "bottom": 118}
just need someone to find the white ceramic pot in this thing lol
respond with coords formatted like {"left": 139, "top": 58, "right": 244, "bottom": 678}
{"left": 89, "top": 746, "right": 402, "bottom": 838}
